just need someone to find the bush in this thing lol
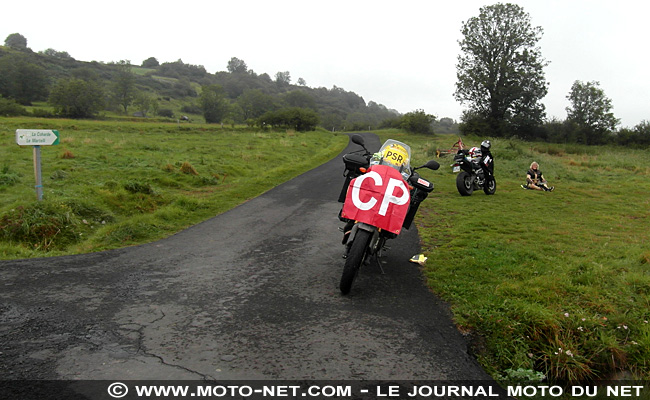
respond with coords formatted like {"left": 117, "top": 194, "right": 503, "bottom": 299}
{"left": 379, "top": 116, "right": 402, "bottom": 130}
{"left": 180, "top": 104, "right": 201, "bottom": 114}
{"left": 158, "top": 108, "right": 174, "bottom": 118}
{"left": 61, "top": 150, "right": 75, "bottom": 159}
{"left": 65, "top": 200, "right": 114, "bottom": 223}
{"left": 0, "top": 95, "right": 27, "bottom": 116}
{"left": 615, "top": 121, "right": 650, "bottom": 147}
{"left": 48, "top": 78, "right": 105, "bottom": 118}
{"left": 400, "top": 109, "right": 436, "bottom": 134}
{"left": 180, "top": 162, "right": 198, "bottom": 175}
{"left": 101, "top": 219, "right": 159, "bottom": 245}
{"left": 0, "top": 202, "right": 81, "bottom": 250}
{"left": 123, "top": 181, "right": 156, "bottom": 195}
{"left": 31, "top": 108, "right": 55, "bottom": 118}
{"left": 257, "top": 107, "right": 320, "bottom": 131}
{"left": 0, "top": 199, "right": 114, "bottom": 251}
{"left": 162, "top": 163, "right": 175, "bottom": 172}
{"left": 0, "top": 165, "right": 20, "bottom": 186}
{"left": 196, "top": 175, "right": 219, "bottom": 186}
{"left": 0, "top": 173, "right": 19, "bottom": 186}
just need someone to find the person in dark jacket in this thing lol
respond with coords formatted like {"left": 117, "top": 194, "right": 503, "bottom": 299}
{"left": 522, "top": 161, "right": 554, "bottom": 191}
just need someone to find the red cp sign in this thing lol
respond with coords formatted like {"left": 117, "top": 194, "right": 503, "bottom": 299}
{"left": 341, "top": 165, "right": 411, "bottom": 234}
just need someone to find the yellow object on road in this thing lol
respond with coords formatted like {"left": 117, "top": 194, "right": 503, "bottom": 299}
{"left": 409, "top": 254, "right": 428, "bottom": 266}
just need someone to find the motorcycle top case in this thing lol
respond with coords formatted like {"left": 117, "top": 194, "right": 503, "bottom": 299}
{"left": 340, "top": 165, "right": 411, "bottom": 235}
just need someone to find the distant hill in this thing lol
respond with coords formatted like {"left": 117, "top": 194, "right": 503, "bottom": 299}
{"left": 0, "top": 44, "right": 404, "bottom": 130}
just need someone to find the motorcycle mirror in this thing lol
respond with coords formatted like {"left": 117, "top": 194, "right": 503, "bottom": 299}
{"left": 421, "top": 160, "right": 440, "bottom": 171}
{"left": 351, "top": 134, "right": 365, "bottom": 147}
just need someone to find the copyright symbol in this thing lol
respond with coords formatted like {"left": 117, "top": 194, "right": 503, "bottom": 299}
{"left": 107, "top": 382, "right": 128, "bottom": 398}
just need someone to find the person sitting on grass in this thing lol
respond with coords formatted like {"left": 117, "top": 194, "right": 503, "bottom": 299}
{"left": 522, "top": 161, "right": 554, "bottom": 191}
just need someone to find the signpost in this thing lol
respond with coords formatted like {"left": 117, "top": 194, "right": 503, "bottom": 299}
{"left": 16, "top": 129, "right": 60, "bottom": 201}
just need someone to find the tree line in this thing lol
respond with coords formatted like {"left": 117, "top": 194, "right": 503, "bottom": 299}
{"left": 454, "top": 3, "right": 649, "bottom": 147}
{"left": 5, "top": 7, "right": 648, "bottom": 147}
{"left": 0, "top": 33, "right": 437, "bottom": 133}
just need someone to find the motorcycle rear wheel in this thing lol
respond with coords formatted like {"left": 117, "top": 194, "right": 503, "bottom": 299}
{"left": 456, "top": 172, "right": 474, "bottom": 196}
{"left": 340, "top": 229, "right": 372, "bottom": 295}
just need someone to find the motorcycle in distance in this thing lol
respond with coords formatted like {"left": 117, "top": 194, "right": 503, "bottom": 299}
{"left": 451, "top": 140, "right": 496, "bottom": 196}
{"left": 337, "top": 135, "right": 440, "bottom": 295}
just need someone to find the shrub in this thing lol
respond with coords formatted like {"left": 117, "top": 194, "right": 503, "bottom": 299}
{"left": 0, "top": 199, "right": 115, "bottom": 251}
{"left": 180, "top": 162, "right": 198, "bottom": 175}
{"left": 0, "top": 202, "right": 80, "bottom": 250}
{"left": 50, "top": 170, "right": 67, "bottom": 180}
{"left": 196, "top": 175, "right": 219, "bottom": 186}
{"left": 257, "top": 107, "right": 320, "bottom": 131}
{"left": 31, "top": 108, "right": 55, "bottom": 118}
{"left": 101, "top": 219, "right": 159, "bottom": 245}
{"left": 174, "top": 197, "right": 205, "bottom": 211}
{"left": 0, "top": 95, "right": 27, "bottom": 116}
{"left": 0, "top": 165, "right": 20, "bottom": 186}
{"left": 61, "top": 150, "right": 75, "bottom": 159}
{"left": 123, "top": 181, "right": 155, "bottom": 195}
{"left": 0, "top": 173, "right": 19, "bottom": 186}
{"left": 158, "top": 108, "right": 174, "bottom": 118}
{"left": 180, "top": 104, "right": 201, "bottom": 114}
{"left": 65, "top": 200, "right": 114, "bottom": 223}
{"left": 400, "top": 109, "right": 436, "bottom": 134}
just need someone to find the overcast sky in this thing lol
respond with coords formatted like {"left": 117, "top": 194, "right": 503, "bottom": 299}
{"left": 3, "top": 0, "right": 648, "bottom": 127}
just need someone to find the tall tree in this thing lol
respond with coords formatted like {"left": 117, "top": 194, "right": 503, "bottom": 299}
{"left": 566, "top": 81, "right": 619, "bottom": 144}
{"left": 275, "top": 71, "right": 291, "bottom": 86}
{"left": 111, "top": 60, "right": 136, "bottom": 113}
{"left": 0, "top": 54, "right": 49, "bottom": 104}
{"left": 40, "top": 48, "right": 73, "bottom": 59}
{"left": 141, "top": 57, "right": 159, "bottom": 68}
{"left": 227, "top": 57, "right": 248, "bottom": 74}
{"left": 283, "top": 90, "right": 316, "bottom": 110}
{"left": 199, "top": 84, "right": 230, "bottom": 123}
{"left": 236, "top": 89, "right": 276, "bottom": 120}
{"left": 49, "top": 78, "right": 105, "bottom": 118}
{"left": 133, "top": 92, "right": 155, "bottom": 117}
{"left": 455, "top": 3, "right": 548, "bottom": 137}
{"left": 4, "top": 33, "right": 27, "bottom": 50}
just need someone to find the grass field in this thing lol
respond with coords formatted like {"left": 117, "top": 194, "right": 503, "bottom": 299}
{"left": 0, "top": 117, "right": 347, "bottom": 258}
{"left": 380, "top": 131, "right": 650, "bottom": 382}
{"left": 1, "top": 118, "right": 648, "bottom": 382}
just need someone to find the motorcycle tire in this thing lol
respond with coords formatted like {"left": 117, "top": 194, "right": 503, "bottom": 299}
{"left": 340, "top": 229, "right": 372, "bottom": 295}
{"left": 456, "top": 172, "right": 474, "bottom": 196}
{"left": 483, "top": 177, "right": 496, "bottom": 195}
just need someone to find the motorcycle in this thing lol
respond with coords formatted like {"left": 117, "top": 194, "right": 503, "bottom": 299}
{"left": 451, "top": 140, "right": 496, "bottom": 196}
{"left": 337, "top": 135, "right": 440, "bottom": 295}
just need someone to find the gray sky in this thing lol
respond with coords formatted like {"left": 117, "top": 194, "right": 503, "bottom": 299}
{"left": 3, "top": 0, "right": 648, "bottom": 127}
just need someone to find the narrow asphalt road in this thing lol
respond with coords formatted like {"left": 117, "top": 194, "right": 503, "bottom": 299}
{"left": 1, "top": 133, "right": 493, "bottom": 387}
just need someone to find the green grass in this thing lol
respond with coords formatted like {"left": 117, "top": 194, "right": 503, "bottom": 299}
{"left": 0, "top": 116, "right": 347, "bottom": 257}
{"left": 375, "top": 130, "right": 650, "bottom": 382}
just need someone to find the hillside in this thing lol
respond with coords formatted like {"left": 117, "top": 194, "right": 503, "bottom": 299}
{"left": 0, "top": 45, "right": 405, "bottom": 130}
